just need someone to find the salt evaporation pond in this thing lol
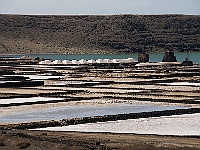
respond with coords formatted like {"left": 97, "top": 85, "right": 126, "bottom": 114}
{"left": 35, "top": 113, "right": 200, "bottom": 136}
{"left": 0, "top": 97, "right": 63, "bottom": 105}
{"left": 0, "top": 103, "right": 188, "bottom": 123}
{"left": 159, "top": 82, "right": 200, "bottom": 86}
{"left": 2, "top": 75, "right": 65, "bottom": 80}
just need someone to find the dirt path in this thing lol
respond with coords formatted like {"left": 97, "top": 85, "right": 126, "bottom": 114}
{"left": 0, "top": 130, "right": 200, "bottom": 150}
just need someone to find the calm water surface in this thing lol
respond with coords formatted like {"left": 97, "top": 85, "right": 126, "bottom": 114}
{"left": 0, "top": 104, "right": 187, "bottom": 123}
{"left": 0, "top": 52, "right": 200, "bottom": 64}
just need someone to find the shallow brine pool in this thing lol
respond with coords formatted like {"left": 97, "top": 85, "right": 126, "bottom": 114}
{"left": 0, "top": 102, "right": 187, "bottom": 123}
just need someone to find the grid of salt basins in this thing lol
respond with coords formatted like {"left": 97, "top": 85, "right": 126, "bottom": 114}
{"left": 1, "top": 57, "right": 200, "bottom": 136}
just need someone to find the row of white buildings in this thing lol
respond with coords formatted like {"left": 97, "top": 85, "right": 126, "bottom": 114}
{"left": 39, "top": 58, "right": 137, "bottom": 65}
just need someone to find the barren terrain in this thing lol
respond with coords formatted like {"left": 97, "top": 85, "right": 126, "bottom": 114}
{"left": 0, "top": 14, "right": 200, "bottom": 54}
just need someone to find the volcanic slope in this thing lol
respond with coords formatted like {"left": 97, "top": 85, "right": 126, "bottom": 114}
{"left": 0, "top": 14, "right": 200, "bottom": 54}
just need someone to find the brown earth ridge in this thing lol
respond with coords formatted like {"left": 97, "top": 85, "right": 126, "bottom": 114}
{"left": 0, "top": 14, "right": 200, "bottom": 54}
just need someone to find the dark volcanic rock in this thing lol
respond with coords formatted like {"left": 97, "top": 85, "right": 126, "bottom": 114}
{"left": 0, "top": 14, "right": 200, "bottom": 54}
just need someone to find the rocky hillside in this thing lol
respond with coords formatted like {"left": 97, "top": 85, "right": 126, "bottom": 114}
{"left": 0, "top": 14, "right": 199, "bottom": 54}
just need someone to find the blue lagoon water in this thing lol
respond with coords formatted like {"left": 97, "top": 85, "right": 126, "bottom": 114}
{"left": 0, "top": 52, "right": 200, "bottom": 64}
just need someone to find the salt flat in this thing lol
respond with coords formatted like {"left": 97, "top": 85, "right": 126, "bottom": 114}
{"left": 36, "top": 113, "right": 200, "bottom": 136}
{"left": 1, "top": 57, "right": 200, "bottom": 138}
{"left": 159, "top": 82, "right": 200, "bottom": 86}
{"left": 0, "top": 97, "right": 63, "bottom": 104}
